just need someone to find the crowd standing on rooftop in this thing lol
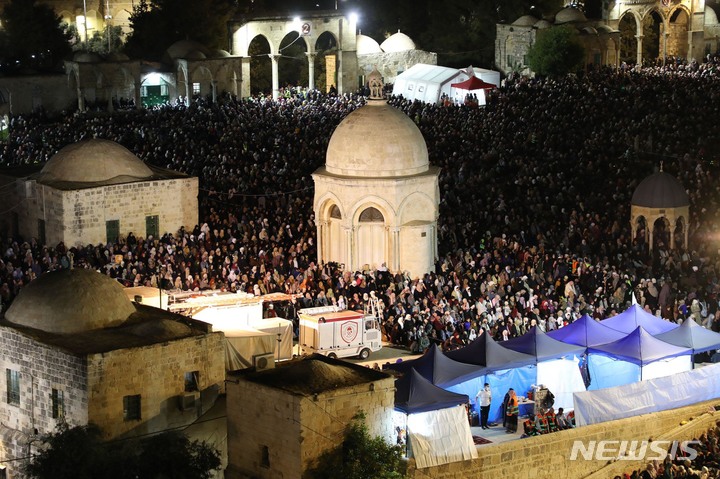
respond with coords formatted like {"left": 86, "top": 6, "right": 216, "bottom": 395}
{"left": 2, "top": 58, "right": 720, "bottom": 353}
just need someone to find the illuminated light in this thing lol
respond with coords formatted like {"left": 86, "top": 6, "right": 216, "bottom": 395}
{"left": 144, "top": 72, "right": 161, "bottom": 85}
{"left": 349, "top": 12, "right": 358, "bottom": 24}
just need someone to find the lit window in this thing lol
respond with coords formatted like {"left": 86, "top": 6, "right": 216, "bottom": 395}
{"left": 51, "top": 389, "right": 65, "bottom": 419}
{"left": 123, "top": 394, "right": 141, "bottom": 421}
{"left": 6, "top": 369, "right": 19, "bottom": 406}
{"left": 192, "top": 83, "right": 200, "bottom": 95}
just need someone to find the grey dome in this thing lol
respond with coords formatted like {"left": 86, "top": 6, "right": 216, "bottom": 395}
{"left": 631, "top": 171, "right": 689, "bottom": 208}
{"left": 39, "top": 139, "right": 153, "bottom": 184}
{"left": 6, "top": 268, "right": 136, "bottom": 334}
{"left": 534, "top": 19, "right": 553, "bottom": 29}
{"left": 513, "top": 15, "right": 539, "bottom": 27}
{"left": 165, "top": 40, "right": 211, "bottom": 61}
{"left": 325, "top": 101, "right": 429, "bottom": 178}
{"left": 555, "top": 6, "right": 587, "bottom": 24}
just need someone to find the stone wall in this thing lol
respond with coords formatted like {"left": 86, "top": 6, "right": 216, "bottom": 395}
{"left": 405, "top": 399, "right": 720, "bottom": 479}
{"left": 0, "top": 326, "right": 89, "bottom": 478}
{"left": 86, "top": 331, "right": 225, "bottom": 439}
{"left": 226, "top": 373, "right": 395, "bottom": 479}
{"left": 28, "top": 176, "right": 198, "bottom": 247}
{"left": 0, "top": 75, "right": 76, "bottom": 115}
{"left": 495, "top": 24, "right": 536, "bottom": 75}
{"left": 358, "top": 50, "right": 438, "bottom": 86}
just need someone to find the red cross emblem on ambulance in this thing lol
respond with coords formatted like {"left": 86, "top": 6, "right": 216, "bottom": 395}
{"left": 340, "top": 321, "right": 358, "bottom": 343}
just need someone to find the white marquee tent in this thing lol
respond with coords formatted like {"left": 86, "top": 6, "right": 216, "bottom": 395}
{"left": 392, "top": 64, "right": 500, "bottom": 105}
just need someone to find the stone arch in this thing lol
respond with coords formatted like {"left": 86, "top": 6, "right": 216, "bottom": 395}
{"left": 279, "top": 31, "right": 309, "bottom": 89}
{"left": 673, "top": 215, "right": 687, "bottom": 250}
{"left": 248, "top": 35, "right": 272, "bottom": 96}
{"left": 652, "top": 216, "right": 671, "bottom": 251}
{"left": 397, "top": 192, "right": 436, "bottom": 225}
{"left": 189, "top": 65, "right": 214, "bottom": 100}
{"left": 231, "top": 13, "right": 357, "bottom": 98}
{"left": 176, "top": 64, "right": 190, "bottom": 104}
{"left": 640, "top": 8, "right": 664, "bottom": 64}
{"left": 632, "top": 214, "right": 648, "bottom": 246}
{"left": 618, "top": 10, "right": 641, "bottom": 64}
{"left": 314, "top": 31, "right": 339, "bottom": 93}
{"left": 666, "top": 6, "right": 690, "bottom": 59}
{"left": 315, "top": 193, "right": 346, "bottom": 267}
{"left": 350, "top": 198, "right": 394, "bottom": 273}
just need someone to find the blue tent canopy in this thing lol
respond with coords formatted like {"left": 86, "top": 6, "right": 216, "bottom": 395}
{"left": 601, "top": 304, "right": 678, "bottom": 335}
{"left": 547, "top": 314, "right": 626, "bottom": 347}
{"left": 588, "top": 326, "right": 692, "bottom": 366}
{"left": 444, "top": 331, "right": 536, "bottom": 372}
{"left": 383, "top": 344, "right": 484, "bottom": 387}
{"left": 394, "top": 368, "right": 470, "bottom": 414}
{"left": 501, "top": 326, "right": 585, "bottom": 361}
{"left": 654, "top": 319, "right": 720, "bottom": 354}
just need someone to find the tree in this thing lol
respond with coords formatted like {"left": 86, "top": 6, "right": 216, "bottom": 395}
{"left": 526, "top": 25, "right": 585, "bottom": 77}
{"left": 306, "top": 413, "right": 407, "bottom": 479}
{"left": 124, "top": 0, "right": 236, "bottom": 61}
{"left": 0, "top": 0, "right": 72, "bottom": 74}
{"left": 24, "top": 424, "right": 221, "bottom": 479}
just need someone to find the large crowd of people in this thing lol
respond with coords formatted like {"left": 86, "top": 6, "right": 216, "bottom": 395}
{"left": 2, "top": 59, "right": 720, "bottom": 356}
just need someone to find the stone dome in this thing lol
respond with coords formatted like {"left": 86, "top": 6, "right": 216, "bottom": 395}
{"left": 631, "top": 171, "right": 689, "bottom": 208}
{"left": 73, "top": 51, "right": 103, "bottom": 63}
{"left": 211, "top": 49, "right": 231, "bottom": 58}
{"left": 596, "top": 25, "right": 616, "bottom": 34}
{"left": 325, "top": 101, "right": 429, "bottom": 178}
{"left": 5, "top": 268, "right": 136, "bottom": 334}
{"left": 106, "top": 52, "right": 130, "bottom": 62}
{"left": 534, "top": 19, "right": 553, "bottom": 29}
{"left": 512, "top": 15, "right": 539, "bottom": 27}
{"left": 705, "top": 5, "right": 719, "bottom": 26}
{"left": 555, "top": 6, "right": 587, "bottom": 24}
{"left": 356, "top": 34, "right": 382, "bottom": 55}
{"left": 38, "top": 139, "right": 153, "bottom": 184}
{"left": 581, "top": 26, "right": 598, "bottom": 35}
{"left": 380, "top": 31, "right": 416, "bottom": 53}
{"left": 165, "top": 40, "right": 211, "bottom": 61}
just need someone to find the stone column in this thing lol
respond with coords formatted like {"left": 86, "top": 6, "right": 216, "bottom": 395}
{"left": 316, "top": 220, "right": 326, "bottom": 266}
{"left": 636, "top": 35, "right": 644, "bottom": 66}
{"left": 240, "top": 57, "right": 251, "bottom": 98}
{"left": 647, "top": 222, "right": 654, "bottom": 253}
{"left": 269, "top": 54, "right": 280, "bottom": 100}
{"left": 345, "top": 226, "right": 353, "bottom": 271}
{"left": 306, "top": 52, "right": 316, "bottom": 91}
{"left": 669, "top": 227, "right": 675, "bottom": 251}
{"left": 77, "top": 87, "right": 85, "bottom": 111}
{"left": 134, "top": 81, "right": 141, "bottom": 109}
{"left": 211, "top": 80, "right": 218, "bottom": 103}
{"left": 391, "top": 227, "right": 400, "bottom": 273}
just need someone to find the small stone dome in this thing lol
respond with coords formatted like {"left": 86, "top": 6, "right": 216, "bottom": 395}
{"left": 212, "top": 49, "right": 231, "bottom": 58}
{"left": 380, "top": 31, "right": 416, "bottom": 53}
{"left": 106, "top": 52, "right": 130, "bottom": 62}
{"left": 73, "top": 51, "right": 103, "bottom": 63}
{"left": 596, "top": 25, "right": 616, "bottom": 34}
{"left": 356, "top": 34, "right": 382, "bottom": 55}
{"left": 534, "top": 19, "right": 553, "bottom": 29}
{"left": 165, "top": 40, "right": 211, "bottom": 61}
{"left": 555, "top": 6, "right": 588, "bottom": 24}
{"left": 581, "top": 26, "right": 598, "bottom": 35}
{"left": 38, "top": 139, "right": 153, "bottom": 184}
{"left": 512, "top": 15, "right": 539, "bottom": 27}
{"left": 631, "top": 171, "right": 689, "bottom": 208}
{"left": 325, "top": 101, "right": 429, "bottom": 178}
{"left": 6, "top": 268, "right": 136, "bottom": 334}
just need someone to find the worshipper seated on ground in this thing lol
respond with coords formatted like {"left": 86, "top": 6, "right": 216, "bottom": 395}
{"left": 555, "top": 407, "right": 573, "bottom": 429}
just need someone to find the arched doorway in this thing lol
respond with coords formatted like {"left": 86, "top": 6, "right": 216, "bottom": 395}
{"left": 249, "top": 35, "right": 272, "bottom": 96}
{"left": 315, "top": 32, "right": 338, "bottom": 93}
{"left": 328, "top": 205, "right": 343, "bottom": 267}
{"left": 634, "top": 216, "right": 648, "bottom": 247}
{"left": 673, "top": 217, "right": 686, "bottom": 250}
{"left": 652, "top": 216, "right": 671, "bottom": 251}
{"left": 666, "top": 8, "right": 689, "bottom": 59}
{"left": 278, "top": 32, "right": 309, "bottom": 92}
{"left": 642, "top": 10, "right": 663, "bottom": 65}
{"left": 619, "top": 13, "right": 638, "bottom": 64}
{"left": 356, "top": 206, "right": 385, "bottom": 272}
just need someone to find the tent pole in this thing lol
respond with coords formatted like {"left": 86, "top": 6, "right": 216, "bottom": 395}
{"left": 405, "top": 414, "right": 409, "bottom": 458}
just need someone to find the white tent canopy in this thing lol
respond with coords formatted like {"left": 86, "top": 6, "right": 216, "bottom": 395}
{"left": 392, "top": 64, "right": 500, "bottom": 105}
{"left": 406, "top": 405, "right": 478, "bottom": 468}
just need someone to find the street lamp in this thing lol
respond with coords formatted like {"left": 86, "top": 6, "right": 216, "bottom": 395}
{"left": 83, "top": 0, "right": 89, "bottom": 48}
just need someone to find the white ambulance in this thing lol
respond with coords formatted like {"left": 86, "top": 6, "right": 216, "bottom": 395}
{"left": 297, "top": 306, "right": 382, "bottom": 360}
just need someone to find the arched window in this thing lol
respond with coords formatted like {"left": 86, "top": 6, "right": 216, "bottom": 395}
{"left": 330, "top": 205, "right": 341, "bottom": 219}
{"left": 359, "top": 207, "right": 384, "bottom": 222}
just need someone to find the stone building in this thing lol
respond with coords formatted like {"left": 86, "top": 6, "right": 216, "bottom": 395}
{"left": 630, "top": 166, "right": 689, "bottom": 252}
{"left": 313, "top": 69, "right": 440, "bottom": 279}
{"left": 0, "top": 138, "right": 198, "bottom": 247}
{"left": 356, "top": 31, "right": 437, "bottom": 86}
{"left": 495, "top": 6, "right": 620, "bottom": 75}
{"left": 0, "top": 267, "right": 226, "bottom": 478}
{"left": 225, "top": 354, "right": 394, "bottom": 479}
{"left": 496, "top": 1, "right": 720, "bottom": 75}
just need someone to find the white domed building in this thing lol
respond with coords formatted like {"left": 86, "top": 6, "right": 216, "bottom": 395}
{"left": 356, "top": 30, "right": 437, "bottom": 86}
{"left": 313, "top": 70, "right": 440, "bottom": 278}
{"left": 0, "top": 267, "right": 225, "bottom": 478}
{"left": 0, "top": 138, "right": 198, "bottom": 247}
